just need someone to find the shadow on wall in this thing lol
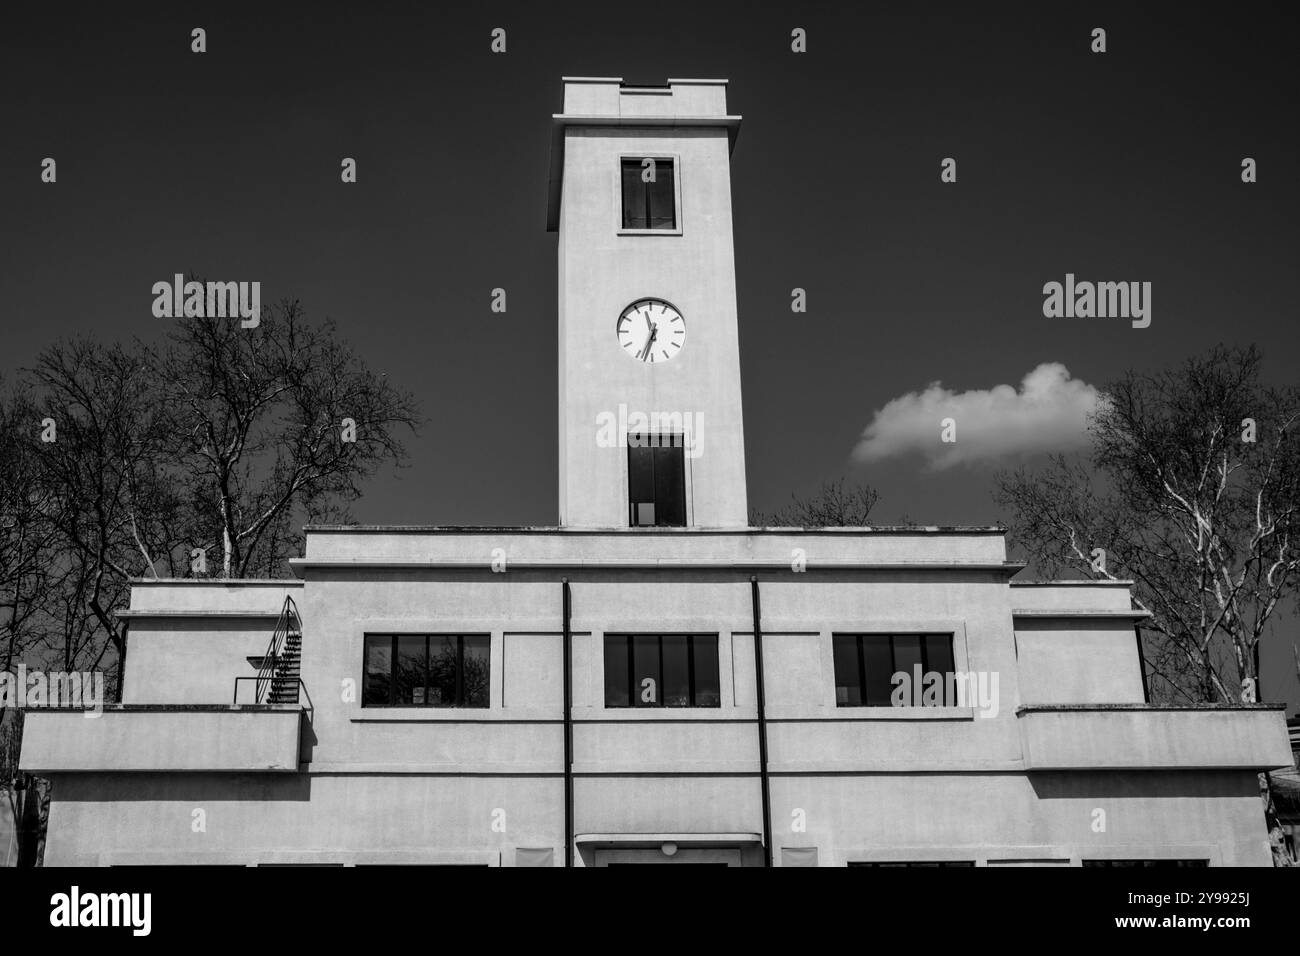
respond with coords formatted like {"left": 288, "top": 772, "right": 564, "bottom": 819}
{"left": 48, "top": 773, "right": 314, "bottom": 804}
{"left": 1028, "top": 770, "right": 1260, "bottom": 801}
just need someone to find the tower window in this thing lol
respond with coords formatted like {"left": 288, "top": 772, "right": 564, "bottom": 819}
{"left": 628, "top": 433, "right": 686, "bottom": 527}
{"left": 621, "top": 158, "right": 677, "bottom": 230}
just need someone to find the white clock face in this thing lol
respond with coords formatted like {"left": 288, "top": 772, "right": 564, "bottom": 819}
{"left": 616, "top": 298, "right": 685, "bottom": 364}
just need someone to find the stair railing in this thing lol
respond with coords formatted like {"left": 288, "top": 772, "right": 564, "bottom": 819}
{"left": 253, "top": 595, "right": 300, "bottom": 704}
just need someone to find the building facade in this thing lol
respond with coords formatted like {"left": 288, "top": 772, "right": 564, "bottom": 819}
{"left": 21, "top": 78, "right": 1293, "bottom": 866}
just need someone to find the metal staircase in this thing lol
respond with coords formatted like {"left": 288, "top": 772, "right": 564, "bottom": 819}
{"left": 255, "top": 595, "right": 302, "bottom": 705}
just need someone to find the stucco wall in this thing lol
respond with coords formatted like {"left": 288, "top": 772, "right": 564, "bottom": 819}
{"left": 42, "top": 773, "right": 560, "bottom": 866}
{"left": 40, "top": 769, "right": 1273, "bottom": 867}
{"left": 1016, "top": 618, "right": 1146, "bottom": 704}
{"left": 558, "top": 125, "right": 747, "bottom": 527}
{"left": 32, "top": 532, "right": 1287, "bottom": 866}
{"left": 294, "top": 565, "right": 1025, "bottom": 774}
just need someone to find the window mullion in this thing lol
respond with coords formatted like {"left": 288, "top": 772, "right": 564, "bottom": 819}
{"left": 649, "top": 441, "right": 657, "bottom": 526}
{"left": 857, "top": 635, "right": 867, "bottom": 706}
{"left": 657, "top": 636, "right": 664, "bottom": 708}
{"left": 687, "top": 635, "right": 697, "bottom": 706}
{"left": 887, "top": 635, "right": 897, "bottom": 705}
{"left": 388, "top": 636, "right": 397, "bottom": 707}
{"left": 456, "top": 636, "right": 465, "bottom": 707}
{"left": 424, "top": 635, "right": 431, "bottom": 708}
{"left": 627, "top": 636, "right": 635, "bottom": 708}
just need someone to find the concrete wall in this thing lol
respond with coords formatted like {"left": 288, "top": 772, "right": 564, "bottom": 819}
{"left": 561, "top": 78, "right": 729, "bottom": 117}
{"left": 294, "top": 562, "right": 1023, "bottom": 774}
{"left": 39, "top": 769, "right": 1273, "bottom": 867}
{"left": 1011, "top": 581, "right": 1148, "bottom": 704}
{"left": 124, "top": 620, "right": 280, "bottom": 705}
{"left": 298, "top": 526, "right": 1011, "bottom": 564}
{"left": 42, "top": 773, "right": 560, "bottom": 866}
{"left": 768, "top": 771, "right": 1273, "bottom": 866}
{"left": 1018, "top": 705, "right": 1292, "bottom": 771}
{"left": 556, "top": 79, "right": 748, "bottom": 527}
{"left": 122, "top": 580, "right": 301, "bottom": 705}
{"left": 1016, "top": 619, "right": 1146, "bottom": 704}
{"left": 22, "top": 708, "right": 302, "bottom": 773}
{"left": 30, "top": 531, "right": 1289, "bottom": 866}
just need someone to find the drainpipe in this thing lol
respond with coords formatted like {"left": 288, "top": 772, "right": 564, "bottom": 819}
{"left": 750, "top": 576, "right": 773, "bottom": 867}
{"left": 562, "top": 578, "right": 574, "bottom": 867}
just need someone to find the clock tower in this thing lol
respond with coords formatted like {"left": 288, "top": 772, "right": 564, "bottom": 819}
{"left": 548, "top": 77, "right": 749, "bottom": 528}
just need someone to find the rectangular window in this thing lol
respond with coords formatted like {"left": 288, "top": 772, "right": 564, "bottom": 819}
{"left": 628, "top": 433, "right": 686, "bottom": 527}
{"left": 833, "top": 633, "right": 957, "bottom": 707}
{"left": 362, "top": 634, "right": 490, "bottom": 708}
{"left": 849, "top": 861, "right": 975, "bottom": 868}
{"left": 621, "top": 157, "right": 677, "bottom": 230}
{"left": 604, "top": 634, "right": 720, "bottom": 707}
{"left": 1081, "top": 859, "right": 1209, "bottom": 868}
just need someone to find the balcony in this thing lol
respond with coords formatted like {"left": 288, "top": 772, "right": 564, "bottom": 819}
{"left": 19, "top": 705, "right": 304, "bottom": 773}
{"left": 1016, "top": 704, "right": 1292, "bottom": 771}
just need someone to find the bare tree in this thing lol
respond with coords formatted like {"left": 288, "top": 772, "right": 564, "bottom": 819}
{"left": 0, "top": 380, "right": 57, "bottom": 688}
{"left": 751, "top": 477, "right": 881, "bottom": 527}
{"left": 27, "top": 339, "right": 183, "bottom": 697}
{"left": 996, "top": 346, "right": 1300, "bottom": 866}
{"left": 0, "top": 381, "right": 62, "bottom": 868}
{"left": 3, "top": 300, "right": 423, "bottom": 863}
{"left": 995, "top": 345, "right": 1299, "bottom": 707}
{"left": 154, "top": 299, "right": 423, "bottom": 578}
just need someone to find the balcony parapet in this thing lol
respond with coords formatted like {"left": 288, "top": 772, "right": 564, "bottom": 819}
{"left": 1016, "top": 703, "right": 1291, "bottom": 771}
{"left": 19, "top": 704, "right": 303, "bottom": 774}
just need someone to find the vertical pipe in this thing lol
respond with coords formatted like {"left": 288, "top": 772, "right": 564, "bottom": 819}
{"left": 562, "top": 578, "right": 574, "bottom": 867}
{"left": 750, "top": 576, "right": 773, "bottom": 867}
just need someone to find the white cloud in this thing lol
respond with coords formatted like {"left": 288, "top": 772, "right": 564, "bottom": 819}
{"left": 852, "top": 362, "right": 1102, "bottom": 469}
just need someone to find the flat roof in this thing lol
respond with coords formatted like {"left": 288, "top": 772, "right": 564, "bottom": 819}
{"left": 302, "top": 524, "right": 1008, "bottom": 534}
{"left": 1010, "top": 579, "right": 1135, "bottom": 587}
{"left": 287, "top": 559, "right": 1025, "bottom": 575}
{"left": 125, "top": 578, "right": 302, "bottom": 586}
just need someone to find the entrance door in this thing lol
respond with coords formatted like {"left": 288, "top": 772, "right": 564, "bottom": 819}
{"left": 593, "top": 847, "right": 743, "bottom": 866}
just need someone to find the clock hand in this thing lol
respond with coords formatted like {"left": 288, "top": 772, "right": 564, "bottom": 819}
{"left": 638, "top": 322, "right": 658, "bottom": 361}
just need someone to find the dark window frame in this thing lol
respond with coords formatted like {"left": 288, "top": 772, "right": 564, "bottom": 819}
{"left": 620, "top": 156, "right": 678, "bottom": 231}
{"left": 833, "top": 632, "right": 958, "bottom": 707}
{"left": 628, "top": 433, "right": 687, "bottom": 527}
{"left": 848, "top": 861, "right": 975, "bottom": 868}
{"left": 362, "top": 633, "right": 490, "bottom": 708}
{"left": 1080, "top": 859, "right": 1209, "bottom": 868}
{"left": 604, "top": 633, "right": 720, "bottom": 708}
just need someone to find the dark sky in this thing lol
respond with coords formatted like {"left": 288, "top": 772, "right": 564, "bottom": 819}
{"left": 2, "top": 2, "right": 1297, "bottom": 706}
